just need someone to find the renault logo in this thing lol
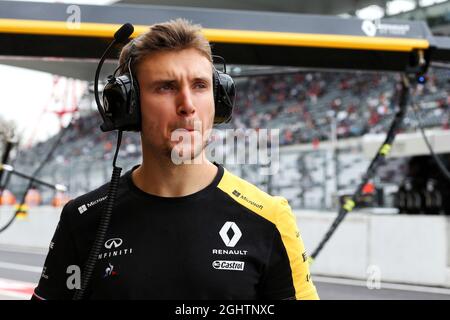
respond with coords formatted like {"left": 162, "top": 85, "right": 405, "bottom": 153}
{"left": 219, "top": 222, "right": 242, "bottom": 247}
{"left": 105, "top": 238, "right": 123, "bottom": 249}
{"left": 362, "top": 20, "right": 377, "bottom": 37}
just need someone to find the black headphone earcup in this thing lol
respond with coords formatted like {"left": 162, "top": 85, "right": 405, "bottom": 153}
{"left": 213, "top": 69, "right": 235, "bottom": 124}
{"left": 101, "top": 74, "right": 141, "bottom": 132}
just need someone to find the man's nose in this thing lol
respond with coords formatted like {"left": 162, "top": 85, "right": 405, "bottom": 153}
{"left": 176, "top": 86, "right": 196, "bottom": 117}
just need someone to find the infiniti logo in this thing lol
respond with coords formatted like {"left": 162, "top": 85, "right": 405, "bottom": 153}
{"left": 219, "top": 222, "right": 242, "bottom": 247}
{"left": 104, "top": 238, "right": 123, "bottom": 249}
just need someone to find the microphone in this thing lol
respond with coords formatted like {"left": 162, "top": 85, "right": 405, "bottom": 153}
{"left": 114, "top": 23, "right": 134, "bottom": 43}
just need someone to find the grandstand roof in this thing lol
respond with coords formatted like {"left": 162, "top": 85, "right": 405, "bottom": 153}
{"left": 115, "top": 0, "right": 385, "bottom": 15}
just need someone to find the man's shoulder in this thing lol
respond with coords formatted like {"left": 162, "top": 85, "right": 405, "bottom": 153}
{"left": 217, "top": 167, "right": 291, "bottom": 223}
{"left": 63, "top": 168, "right": 133, "bottom": 216}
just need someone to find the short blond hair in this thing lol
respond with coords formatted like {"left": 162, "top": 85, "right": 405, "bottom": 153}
{"left": 118, "top": 18, "right": 212, "bottom": 75}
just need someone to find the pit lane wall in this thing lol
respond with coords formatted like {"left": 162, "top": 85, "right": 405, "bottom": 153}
{"left": 0, "top": 206, "right": 449, "bottom": 288}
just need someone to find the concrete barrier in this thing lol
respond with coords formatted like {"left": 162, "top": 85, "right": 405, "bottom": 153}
{"left": 297, "top": 210, "right": 450, "bottom": 287}
{"left": 0, "top": 206, "right": 59, "bottom": 253}
{"left": 0, "top": 206, "right": 449, "bottom": 287}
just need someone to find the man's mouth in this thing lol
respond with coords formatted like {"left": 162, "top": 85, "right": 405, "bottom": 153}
{"left": 172, "top": 120, "right": 203, "bottom": 133}
{"left": 174, "top": 127, "right": 198, "bottom": 132}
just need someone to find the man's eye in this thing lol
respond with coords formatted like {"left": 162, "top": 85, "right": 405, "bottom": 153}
{"left": 194, "top": 82, "right": 207, "bottom": 89}
{"left": 158, "top": 84, "right": 175, "bottom": 92}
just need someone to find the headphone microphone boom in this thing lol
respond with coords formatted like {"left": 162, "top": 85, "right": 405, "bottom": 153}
{"left": 114, "top": 23, "right": 134, "bottom": 42}
{"left": 94, "top": 23, "right": 135, "bottom": 132}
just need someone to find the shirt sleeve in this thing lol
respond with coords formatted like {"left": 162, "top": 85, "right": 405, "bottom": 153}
{"left": 32, "top": 201, "right": 79, "bottom": 300}
{"left": 261, "top": 197, "right": 319, "bottom": 300}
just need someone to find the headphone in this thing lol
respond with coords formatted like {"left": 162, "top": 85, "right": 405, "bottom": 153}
{"left": 98, "top": 43, "right": 236, "bottom": 132}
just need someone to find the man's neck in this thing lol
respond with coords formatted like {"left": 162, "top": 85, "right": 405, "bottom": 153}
{"left": 131, "top": 153, "right": 218, "bottom": 197}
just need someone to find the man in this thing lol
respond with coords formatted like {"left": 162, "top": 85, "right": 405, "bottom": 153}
{"left": 32, "top": 19, "right": 319, "bottom": 300}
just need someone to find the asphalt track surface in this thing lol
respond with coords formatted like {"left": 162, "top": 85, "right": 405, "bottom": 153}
{"left": 0, "top": 248, "right": 449, "bottom": 300}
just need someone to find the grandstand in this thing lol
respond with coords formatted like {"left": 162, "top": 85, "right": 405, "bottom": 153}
{"left": 4, "top": 66, "right": 449, "bottom": 215}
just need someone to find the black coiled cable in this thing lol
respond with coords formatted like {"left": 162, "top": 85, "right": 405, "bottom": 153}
{"left": 310, "top": 74, "right": 412, "bottom": 260}
{"left": 73, "top": 130, "right": 123, "bottom": 300}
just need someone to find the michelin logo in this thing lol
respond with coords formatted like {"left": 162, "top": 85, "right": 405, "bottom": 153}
{"left": 212, "top": 260, "right": 245, "bottom": 271}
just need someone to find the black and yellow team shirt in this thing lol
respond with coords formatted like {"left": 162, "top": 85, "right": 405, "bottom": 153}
{"left": 33, "top": 163, "right": 319, "bottom": 300}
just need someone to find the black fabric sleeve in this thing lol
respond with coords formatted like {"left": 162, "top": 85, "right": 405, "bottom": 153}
{"left": 32, "top": 201, "right": 79, "bottom": 300}
{"left": 260, "top": 230, "right": 297, "bottom": 299}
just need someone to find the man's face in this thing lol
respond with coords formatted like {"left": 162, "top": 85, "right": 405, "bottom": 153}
{"left": 136, "top": 48, "right": 215, "bottom": 162}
